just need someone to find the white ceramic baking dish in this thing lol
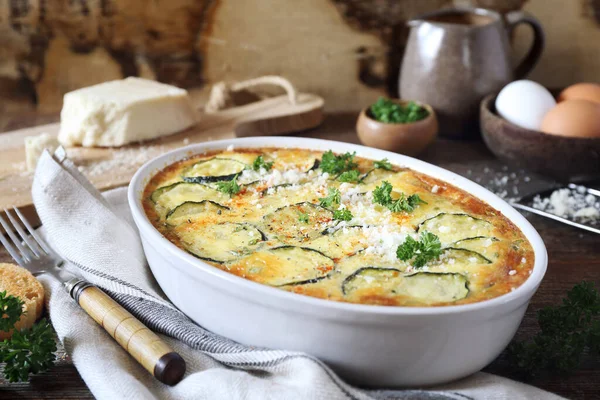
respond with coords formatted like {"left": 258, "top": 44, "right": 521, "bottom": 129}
{"left": 128, "top": 137, "right": 547, "bottom": 387}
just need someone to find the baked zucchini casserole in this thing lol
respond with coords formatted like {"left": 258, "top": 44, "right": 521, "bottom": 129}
{"left": 143, "top": 148, "right": 534, "bottom": 307}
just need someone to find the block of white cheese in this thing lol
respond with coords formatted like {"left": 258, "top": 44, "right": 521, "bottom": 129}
{"left": 25, "top": 133, "right": 59, "bottom": 171}
{"left": 58, "top": 77, "right": 198, "bottom": 147}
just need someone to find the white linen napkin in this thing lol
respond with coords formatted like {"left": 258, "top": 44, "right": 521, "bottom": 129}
{"left": 30, "top": 150, "right": 565, "bottom": 400}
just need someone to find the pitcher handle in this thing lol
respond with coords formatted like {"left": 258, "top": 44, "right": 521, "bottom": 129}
{"left": 506, "top": 11, "right": 545, "bottom": 79}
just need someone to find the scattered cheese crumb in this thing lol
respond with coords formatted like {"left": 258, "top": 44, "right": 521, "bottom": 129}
{"left": 431, "top": 185, "right": 439, "bottom": 193}
{"left": 509, "top": 270, "right": 517, "bottom": 276}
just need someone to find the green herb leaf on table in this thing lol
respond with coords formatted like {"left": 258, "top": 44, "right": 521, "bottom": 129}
{"left": 396, "top": 232, "right": 442, "bottom": 268}
{"left": 0, "top": 318, "right": 57, "bottom": 383}
{"left": 320, "top": 151, "right": 357, "bottom": 175}
{"left": 370, "top": 97, "right": 429, "bottom": 124}
{"left": 252, "top": 155, "right": 274, "bottom": 172}
{"left": 337, "top": 170, "right": 360, "bottom": 183}
{"left": 215, "top": 175, "right": 241, "bottom": 196}
{"left": 319, "top": 188, "right": 341, "bottom": 208}
{"left": 0, "top": 291, "right": 24, "bottom": 332}
{"left": 333, "top": 208, "right": 353, "bottom": 221}
{"left": 373, "top": 158, "right": 392, "bottom": 170}
{"left": 372, "top": 181, "right": 426, "bottom": 213}
{"left": 298, "top": 212, "right": 309, "bottom": 223}
{"left": 508, "top": 281, "right": 600, "bottom": 380}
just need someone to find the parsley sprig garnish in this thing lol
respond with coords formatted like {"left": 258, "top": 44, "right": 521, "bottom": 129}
{"left": 333, "top": 209, "right": 353, "bottom": 221}
{"left": 337, "top": 170, "right": 360, "bottom": 183}
{"left": 508, "top": 281, "right": 600, "bottom": 379}
{"left": 396, "top": 232, "right": 442, "bottom": 268}
{"left": 319, "top": 188, "right": 341, "bottom": 208}
{"left": 373, "top": 158, "right": 392, "bottom": 170}
{"left": 370, "top": 97, "right": 429, "bottom": 124}
{"left": 372, "top": 181, "right": 425, "bottom": 212}
{"left": 320, "top": 151, "right": 357, "bottom": 175}
{"left": 0, "top": 291, "right": 56, "bottom": 382}
{"left": 215, "top": 175, "right": 240, "bottom": 196}
{"left": 298, "top": 212, "right": 309, "bottom": 223}
{"left": 251, "top": 155, "right": 274, "bottom": 172}
{"left": 0, "top": 291, "right": 24, "bottom": 332}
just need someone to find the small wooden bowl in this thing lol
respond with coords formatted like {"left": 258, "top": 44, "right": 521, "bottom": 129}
{"left": 356, "top": 100, "right": 438, "bottom": 156}
{"left": 480, "top": 94, "right": 600, "bottom": 182}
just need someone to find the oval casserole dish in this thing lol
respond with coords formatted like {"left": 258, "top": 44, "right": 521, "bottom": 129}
{"left": 128, "top": 136, "right": 548, "bottom": 387}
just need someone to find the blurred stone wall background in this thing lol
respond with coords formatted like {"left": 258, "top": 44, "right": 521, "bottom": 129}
{"left": 0, "top": 0, "right": 599, "bottom": 130}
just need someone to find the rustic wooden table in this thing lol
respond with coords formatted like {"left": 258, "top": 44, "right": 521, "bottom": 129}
{"left": 0, "top": 112, "right": 599, "bottom": 399}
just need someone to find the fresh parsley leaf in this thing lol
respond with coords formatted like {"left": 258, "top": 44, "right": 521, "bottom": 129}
{"left": 396, "top": 232, "right": 442, "bottom": 268}
{"left": 373, "top": 158, "right": 392, "bottom": 170}
{"left": 319, "top": 188, "right": 341, "bottom": 208}
{"left": 0, "top": 291, "right": 24, "bottom": 332}
{"left": 337, "top": 170, "right": 360, "bottom": 183}
{"left": 320, "top": 151, "right": 357, "bottom": 175}
{"left": 333, "top": 208, "right": 353, "bottom": 221}
{"left": 370, "top": 97, "right": 429, "bottom": 124}
{"left": 508, "top": 281, "right": 600, "bottom": 380}
{"left": 0, "top": 318, "right": 56, "bottom": 382}
{"left": 373, "top": 181, "right": 394, "bottom": 205}
{"left": 298, "top": 212, "right": 309, "bottom": 223}
{"left": 372, "top": 181, "right": 425, "bottom": 213}
{"left": 215, "top": 175, "right": 240, "bottom": 196}
{"left": 252, "top": 155, "right": 274, "bottom": 171}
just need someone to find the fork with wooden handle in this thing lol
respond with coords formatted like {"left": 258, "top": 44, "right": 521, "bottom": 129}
{"left": 0, "top": 207, "right": 186, "bottom": 385}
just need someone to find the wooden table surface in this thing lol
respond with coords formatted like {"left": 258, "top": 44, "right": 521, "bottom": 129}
{"left": 1, "top": 112, "right": 599, "bottom": 399}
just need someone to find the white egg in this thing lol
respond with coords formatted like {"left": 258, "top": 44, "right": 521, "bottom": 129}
{"left": 495, "top": 80, "right": 556, "bottom": 130}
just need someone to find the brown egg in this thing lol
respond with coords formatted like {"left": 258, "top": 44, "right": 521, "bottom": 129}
{"left": 540, "top": 99, "right": 600, "bottom": 138}
{"left": 558, "top": 83, "right": 600, "bottom": 104}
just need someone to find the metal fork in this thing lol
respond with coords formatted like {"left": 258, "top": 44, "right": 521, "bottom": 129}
{"left": 0, "top": 207, "right": 186, "bottom": 385}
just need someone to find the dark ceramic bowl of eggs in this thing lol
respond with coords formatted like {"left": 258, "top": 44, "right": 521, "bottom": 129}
{"left": 481, "top": 81, "right": 600, "bottom": 182}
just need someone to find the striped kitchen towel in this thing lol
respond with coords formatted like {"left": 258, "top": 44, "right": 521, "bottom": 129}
{"left": 30, "top": 150, "right": 563, "bottom": 400}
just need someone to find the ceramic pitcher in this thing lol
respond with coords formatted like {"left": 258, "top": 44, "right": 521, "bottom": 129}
{"left": 399, "top": 7, "right": 544, "bottom": 139}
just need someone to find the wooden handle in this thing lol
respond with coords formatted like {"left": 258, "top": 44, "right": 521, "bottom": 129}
{"left": 70, "top": 283, "right": 185, "bottom": 385}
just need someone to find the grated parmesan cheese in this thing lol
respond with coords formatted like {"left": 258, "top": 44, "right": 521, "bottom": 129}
{"left": 532, "top": 186, "right": 600, "bottom": 223}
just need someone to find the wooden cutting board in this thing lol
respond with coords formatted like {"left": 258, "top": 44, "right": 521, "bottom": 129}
{"left": 0, "top": 93, "right": 324, "bottom": 215}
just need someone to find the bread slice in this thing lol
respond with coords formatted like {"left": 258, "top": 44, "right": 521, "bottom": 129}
{"left": 0, "top": 263, "right": 45, "bottom": 340}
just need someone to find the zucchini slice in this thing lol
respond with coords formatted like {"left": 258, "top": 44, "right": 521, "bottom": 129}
{"left": 260, "top": 183, "right": 293, "bottom": 196}
{"left": 233, "top": 246, "right": 334, "bottom": 286}
{"left": 181, "top": 158, "right": 247, "bottom": 183}
{"left": 342, "top": 268, "right": 469, "bottom": 304}
{"left": 166, "top": 200, "right": 229, "bottom": 225}
{"left": 342, "top": 267, "right": 402, "bottom": 295}
{"left": 263, "top": 202, "right": 333, "bottom": 244}
{"left": 440, "top": 248, "right": 492, "bottom": 265}
{"left": 403, "top": 272, "right": 469, "bottom": 303}
{"left": 451, "top": 236, "right": 500, "bottom": 260}
{"left": 307, "top": 225, "right": 368, "bottom": 259}
{"left": 150, "top": 182, "right": 227, "bottom": 212}
{"left": 177, "top": 222, "right": 264, "bottom": 263}
{"left": 360, "top": 168, "right": 397, "bottom": 185}
{"left": 418, "top": 213, "right": 493, "bottom": 245}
